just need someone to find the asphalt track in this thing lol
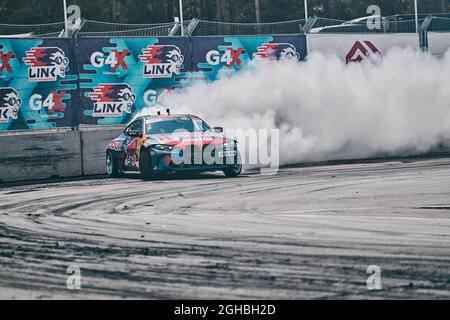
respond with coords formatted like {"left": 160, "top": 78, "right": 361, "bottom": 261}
{"left": 1, "top": 157, "right": 450, "bottom": 299}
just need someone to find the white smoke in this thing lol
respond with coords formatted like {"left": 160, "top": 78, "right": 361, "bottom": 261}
{"left": 159, "top": 47, "right": 450, "bottom": 165}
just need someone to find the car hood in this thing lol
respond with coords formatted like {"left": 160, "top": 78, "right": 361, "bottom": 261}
{"left": 144, "top": 132, "right": 233, "bottom": 147}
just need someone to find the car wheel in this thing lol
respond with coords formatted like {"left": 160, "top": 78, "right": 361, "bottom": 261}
{"left": 106, "top": 152, "right": 120, "bottom": 178}
{"left": 140, "top": 148, "right": 154, "bottom": 180}
{"left": 223, "top": 152, "right": 242, "bottom": 178}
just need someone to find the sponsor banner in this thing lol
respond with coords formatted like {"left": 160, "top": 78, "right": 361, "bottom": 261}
{"left": 307, "top": 34, "right": 419, "bottom": 63}
{"left": 0, "top": 35, "right": 307, "bottom": 129}
{"left": 191, "top": 36, "right": 307, "bottom": 80}
{"left": 76, "top": 37, "right": 191, "bottom": 125}
{"left": 0, "top": 39, "right": 78, "bottom": 130}
{"left": 428, "top": 32, "right": 450, "bottom": 58}
{"left": 76, "top": 36, "right": 307, "bottom": 126}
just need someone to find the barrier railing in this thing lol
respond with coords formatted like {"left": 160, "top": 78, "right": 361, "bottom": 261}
{"left": 3, "top": 14, "right": 450, "bottom": 39}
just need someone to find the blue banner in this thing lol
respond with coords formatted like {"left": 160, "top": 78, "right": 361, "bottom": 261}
{"left": 0, "top": 35, "right": 307, "bottom": 130}
{"left": 0, "top": 38, "right": 78, "bottom": 130}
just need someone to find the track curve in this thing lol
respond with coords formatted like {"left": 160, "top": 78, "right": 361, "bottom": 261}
{"left": 1, "top": 158, "right": 450, "bottom": 299}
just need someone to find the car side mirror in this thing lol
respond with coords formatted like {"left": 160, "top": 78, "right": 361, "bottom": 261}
{"left": 213, "top": 127, "right": 223, "bottom": 133}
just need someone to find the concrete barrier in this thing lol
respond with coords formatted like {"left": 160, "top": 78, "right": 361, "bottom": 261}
{"left": 81, "top": 128, "right": 123, "bottom": 176}
{"left": 0, "top": 126, "right": 123, "bottom": 183}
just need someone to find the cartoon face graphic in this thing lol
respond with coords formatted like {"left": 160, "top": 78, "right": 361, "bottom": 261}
{"left": 90, "top": 84, "right": 136, "bottom": 116}
{"left": 279, "top": 45, "right": 300, "bottom": 60}
{"left": 49, "top": 48, "right": 70, "bottom": 77}
{"left": 139, "top": 45, "right": 184, "bottom": 78}
{"left": 117, "top": 86, "right": 136, "bottom": 113}
{"left": 23, "top": 47, "right": 70, "bottom": 79}
{"left": 254, "top": 43, "right": 300, "bottom": 61}
{"left": 0, "top": 88, "right": 21, "bottom": 121}
{"left": 166, "top": 47, "right": 184, "bottom": 75}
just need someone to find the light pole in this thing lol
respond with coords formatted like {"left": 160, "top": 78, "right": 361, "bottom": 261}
{"left": 415, "top": 0, "right": 419, "bottom": 33}
{"left": 179, "top": 0, "right": 185, "bottom": 36}
{"left": 63, "top": 0, "right": 69, "bottom": 37}
{"left": 255, "top": 0, "right": 261, "bottom": 24}
{"left": 304, "top": 0, "right": 308, "bottom": 20}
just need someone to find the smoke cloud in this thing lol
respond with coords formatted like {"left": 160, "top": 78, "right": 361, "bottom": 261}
{"left": 158, "top": 47, "right": 450, "bottom": 165}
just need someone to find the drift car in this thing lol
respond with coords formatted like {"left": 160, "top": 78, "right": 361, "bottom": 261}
{"left": 106, "top": 113, "right": 242, "bottom": 179}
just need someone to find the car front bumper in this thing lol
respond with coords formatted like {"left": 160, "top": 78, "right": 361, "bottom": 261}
{"left": 148, "top": 147, "right": 240, "bottom": 173}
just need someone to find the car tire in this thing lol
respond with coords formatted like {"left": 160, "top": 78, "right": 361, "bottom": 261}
{"left": 140, "top": 148, "right": 154, "bottom": 180}
{"left": 106, "top": 152, "right": 120, "bottom": 178}
{"left": 223, "top": 152, "right": 242, "bottom": 178}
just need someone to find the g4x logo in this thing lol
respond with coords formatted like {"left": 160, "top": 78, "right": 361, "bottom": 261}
{"left": 29, "top": 92, "right": 67, "bottom": 113}
{"left": 90, "top": 50, "right": 130, "bottom": 72}
{"left": 0, "top": 51, "right": 15, "bottom": 75}
{"left": 206, "top": 48, "right": 245, "bottom": 67}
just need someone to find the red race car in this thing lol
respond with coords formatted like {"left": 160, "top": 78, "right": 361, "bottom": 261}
{"left": 106, "top": 113, "right": 242, "bottom": 179}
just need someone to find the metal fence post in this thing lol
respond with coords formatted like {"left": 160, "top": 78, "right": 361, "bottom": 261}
{"left": 303, "top": 15, "right": 318, "bottom": 34}
{"left": 419, "top": 16, "right": 433, "bottom": 52}
{"left": 186, "top": 18, "right": 200, "bottom": 36}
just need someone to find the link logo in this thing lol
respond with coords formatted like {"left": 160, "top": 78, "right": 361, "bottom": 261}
{"left": 90, "top": 50, "right": 130, "bottom": 72}
{"left": 139, "top": 45, "right": 184, "bottom": 78}
{"left": 29, "top": 91, "right": 67, "bottom": 112}
{"left": 346, "top": 41, "right": 381, "bottom": 63}
{"left": 0, "top": 88, "right": 21, "bottom": 123}
{"left": 206, "top": 48, "right": 244, "bottom": 67}
{"left": 253, "top": 43, "right": 300, "bottom": 61}
{"left": 22, "top": 47, "right": 69, "bottom": 82}
{"left": 89, "top": 84, "right": 136, "bottom": 117}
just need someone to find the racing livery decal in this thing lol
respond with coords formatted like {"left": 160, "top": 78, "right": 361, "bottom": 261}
{"left": 89, "top": 84, "right": 136, "bottom": 117}
{"left": 0, "top": 88, "right": 21, "bottom": 123}
{"left": 22, "top": 47, "right": 70, "bottom": 82}
{"left": 124, "top": 137, "right": 140, "bottom": 168}
{"left": 139, "top": 45, "right": 184, "bottom": 78}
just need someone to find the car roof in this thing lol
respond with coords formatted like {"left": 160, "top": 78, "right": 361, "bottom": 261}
{"left": 142, "top": 114, "right": 200, "bottom": 121}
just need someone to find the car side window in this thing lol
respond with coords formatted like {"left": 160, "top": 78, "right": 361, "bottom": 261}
{"left": 125, "top": 119, "right": 142, "bottom": 135}
{"left": 194, "top": 119, "right": 211, "bottom": 132}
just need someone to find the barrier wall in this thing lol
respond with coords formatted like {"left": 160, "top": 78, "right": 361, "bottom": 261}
{"left": 80, "top": 127, "right": 123, "bottom": 175}
{"left": 427, "top": 32, "right": 450, "bottom": 58}
{"left": 0, "top": 130, "right": 82, "bottom": 182}
{"left": 0, "top": 35, "right": 307, "bottom": 131}
{"left": 0, "top": 126, "right": 123, "bottom": 182}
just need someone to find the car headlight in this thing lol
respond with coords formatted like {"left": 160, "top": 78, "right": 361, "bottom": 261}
{"left": 224, "top": 140, "right": 236, "bottom": 149}
{"left": 152, "top": 144, "right": 174, "bottom": 152}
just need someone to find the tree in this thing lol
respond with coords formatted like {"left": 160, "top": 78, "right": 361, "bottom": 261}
{"left": 0, "top": 0, "right": 447, "bottom": 24}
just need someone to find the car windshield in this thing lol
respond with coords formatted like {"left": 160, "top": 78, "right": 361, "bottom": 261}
{"left": 146, "top": 118, "right": 210, "bottom": 134}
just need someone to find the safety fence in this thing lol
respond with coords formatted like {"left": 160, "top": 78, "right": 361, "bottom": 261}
{"left": 4, "top": 14, "right": 450, "bottom": 38}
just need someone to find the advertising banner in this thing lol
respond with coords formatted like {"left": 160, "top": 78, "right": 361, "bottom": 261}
{"left": 0, "top": 34, "right": 306, "bottom": 130}
{"left": 0, "top": 38, "right": 78, "bottom": 130}
{"left": 307, "top": 33, "right": 420, "bottom": 63}
{"left": 76, "top": 37, "right": 191, "bottom": 126}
